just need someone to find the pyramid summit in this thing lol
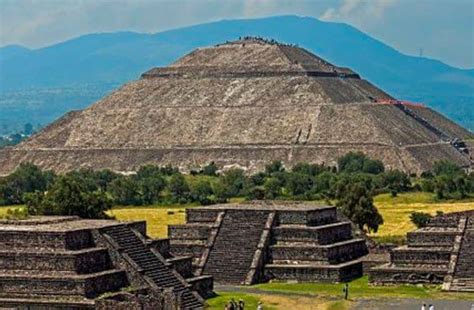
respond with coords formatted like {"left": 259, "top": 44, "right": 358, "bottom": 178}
{"left": 0, "top": 38, "right": 472, "bottom": 175}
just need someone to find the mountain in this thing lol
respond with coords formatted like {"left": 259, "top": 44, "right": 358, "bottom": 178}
{"left": 0, "top": 15, "right": 472, "bottom": 132}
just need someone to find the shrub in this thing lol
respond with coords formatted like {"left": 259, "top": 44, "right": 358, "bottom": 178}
{"left": 201, "top": 162, "right": 219, "bottom": 176}
{"left": 410, "top": 212, "right": 432, "bottom": 228}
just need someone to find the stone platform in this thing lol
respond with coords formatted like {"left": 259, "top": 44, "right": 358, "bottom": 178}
{"left": 0, "top": 216, "right": 213, "bottom": 309}
{"left": 369, "top": 211, "right": 474, "bottom": 292}
{"left": 168, "top": 201, "right": 368, "bottom": 285}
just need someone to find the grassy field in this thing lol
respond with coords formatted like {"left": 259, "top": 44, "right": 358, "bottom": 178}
{"left": 108, "top": 205, "right": 189, "bottom": 238}
{"left": 108, "top": 192, "right": 474, "bottom": 239}
{"left": 206, "top": 276, "right": 474, "bottom": 309}
{"left": 3, "top": 192, "right": 473, "bottom": 241}
{"left": 371, "top": 192, "right": 474, "bottom": 241}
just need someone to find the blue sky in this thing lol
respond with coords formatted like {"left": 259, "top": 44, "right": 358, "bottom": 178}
{"left": 0, "top": 0, "right": 473, "bottom": 68}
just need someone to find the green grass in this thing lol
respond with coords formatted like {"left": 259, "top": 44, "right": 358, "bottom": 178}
{"left": 253, "top": 276, "right": 474, "bottom": 300}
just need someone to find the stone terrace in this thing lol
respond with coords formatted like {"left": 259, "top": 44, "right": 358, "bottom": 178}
{"left": 0, "top": 216, "right": 212, "bottom": 309}
{"left": 369, "top": 211, "right": 474, "bottom": 292}
{"left": 168, "top": 201, "right": 368, "bottom": 285}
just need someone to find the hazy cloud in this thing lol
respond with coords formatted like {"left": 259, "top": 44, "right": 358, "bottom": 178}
{"left": 320, "top": 0, "right": 397, "bottom": 24}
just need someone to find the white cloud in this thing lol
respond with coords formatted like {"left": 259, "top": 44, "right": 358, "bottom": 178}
{"left": 320, "top": 0, "right": 397, "bottom": 23}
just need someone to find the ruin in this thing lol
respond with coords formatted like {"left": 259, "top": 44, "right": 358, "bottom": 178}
{"left": 0, "top": 216, "right": 213, "bottom": 309}
{"left": 168, "top": 201, "right": 368, "bottom": 285}
{"left": 369, "top": 211, "right": 474, "bottom": 292}
{"left": 0, "top": 38, "right": 472, "bottom": 176}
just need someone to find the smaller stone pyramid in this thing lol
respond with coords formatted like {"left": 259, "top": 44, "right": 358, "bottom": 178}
{"left": 169, "top": 201, "right": 368, "bottom": 285}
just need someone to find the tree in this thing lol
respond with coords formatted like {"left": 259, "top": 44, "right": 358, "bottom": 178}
{"left": 26, "top": 174, "right": 112, "bottom": 219}
{"left": 139, "top": 175, "right": 166, "bottom": 204}
{"left": 285, "top": 172, "right": 312, "bottom": 196}
{"left": 292, "top": 162, "right": 326, "bottom": 176}
{"left": 265, "top": 160, "right": 285, "bottom": 176}
{"left": 245, "top": 186, "right": 266, "bottom": 200}
{"left": 379, "top": 170, "right": 411, "bottom": 196}
{"left": 191, "top": 180, "right": 214, "bottom": 205}
{"left": 336, "top": 182, "right": 383, "bottom": 233}
{"left": 109, "top": 176, "right": 142, "bottom": 205}
{"left": 220, "top": 168, "right": 247, "bottom": 197}
{"left": 137, "top": 165, "right": 163, "bottom": 179}
{"left": 432, "top": 160, "right": 463, "bottom": 177}
{"left": 0, "top": 163, "right": 55, "bottom": 205}
{"left": 168, "top": 174, "right": 190, "bottom": 203}
{"left": 263, "top": 178, "right": 282, "bottom": 199}
{"left": 337, "top": 152, "right": 384, "bottom": 174}
{"left": 212, "top": 181, "right": 231, "bottom": 203}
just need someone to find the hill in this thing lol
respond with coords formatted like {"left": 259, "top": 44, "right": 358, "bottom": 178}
{"left": 0, "top": 15, "right": 472, "bottom": 132}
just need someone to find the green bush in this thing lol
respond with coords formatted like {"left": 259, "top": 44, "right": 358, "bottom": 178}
{"left": 410, "top": 212, "right": 432, "bottom": 228}
{"left": 337, "top": 152, "right": 384, "bottom": 174}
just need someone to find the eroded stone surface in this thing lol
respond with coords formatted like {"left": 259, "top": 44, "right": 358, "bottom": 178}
{"left": 1, "top": 39, "right": 471, "bottom": 176}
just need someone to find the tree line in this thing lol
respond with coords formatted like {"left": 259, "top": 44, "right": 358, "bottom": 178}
{"left": 1, "top": 152, "right": 472, "bottom": 233}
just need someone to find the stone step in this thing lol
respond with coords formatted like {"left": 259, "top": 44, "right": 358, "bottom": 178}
{"left": 265, "top": 261, "right": 363, "bottom": 283}
{"left": 0, "top": 269, "right": 127, "bottom": 298}
{"left": 390, "top": 246, "right": 452, "bottom": 265}
{"left": 0, "top": 247, "right": 112, "bottom": 274}
{"left": 273, "top": 222, "right": 353, "bottom": 245}
{"left": 270, "top": 238, "right": 367, "bottom": 264}
{"left": 0, "top": 294, "right": 95, "bottom": 309}
{"left": 103, "top": 225, "right": 203, "bottom": 308}
{"left": 202, "top": 210, "right": 269, "bottom": 284}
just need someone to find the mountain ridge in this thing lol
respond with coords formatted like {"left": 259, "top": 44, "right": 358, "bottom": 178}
{"left": 0, "top": 15, "right": 472, "bottom": 131}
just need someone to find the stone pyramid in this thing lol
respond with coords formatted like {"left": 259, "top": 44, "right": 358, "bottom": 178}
{"left": 1, "top": 38, "right": 471, "bottom": 175}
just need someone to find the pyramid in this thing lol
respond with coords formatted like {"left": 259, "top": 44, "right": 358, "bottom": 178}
{"left": 0, "top": 38, "right": 472, "bottom": 175}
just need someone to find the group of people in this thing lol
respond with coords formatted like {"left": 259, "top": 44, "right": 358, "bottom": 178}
{"left": 224, "top": 299, "right": 263, "bottom": 310}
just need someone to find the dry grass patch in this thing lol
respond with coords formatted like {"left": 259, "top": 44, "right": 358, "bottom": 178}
{"left": 371, "top": 193, "right": 474, "bottom": 240}
{"left": 108, "top": 206, "right": 187, "bottom": 238}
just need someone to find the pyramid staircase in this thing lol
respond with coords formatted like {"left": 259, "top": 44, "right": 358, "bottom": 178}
{"left": 169, "top": 202, "right": 368, "bottom": 285}
{"left": 202, "top": 210, "right": 271, "bottom": 284}
{"left": 447, "top": 217, "right": 474, "bottom": 292}
{"left": 102, "top": 224, "right": 205, "bottom": 309}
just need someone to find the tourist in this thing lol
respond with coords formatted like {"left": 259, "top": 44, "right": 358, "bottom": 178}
{"left": 231, "top": 298, "right": 238, "bottom": 310}
{"left": 257, "top": 301, "right": 263, "bottom": 310}
{"left": 421, "top": 304, "right": 426, "bottom": 310}
{"left": 238, "top": 299, "right": 245, "bottom": 309}
{"left": 428, "top": 304, "right": 434, "bottom": 310}
{"left": 342, "top": 283, "right": 349, "bottom": 300}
